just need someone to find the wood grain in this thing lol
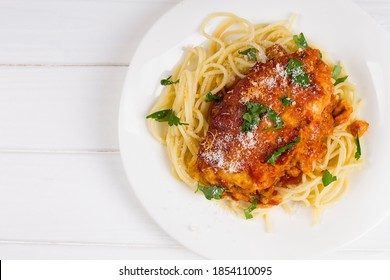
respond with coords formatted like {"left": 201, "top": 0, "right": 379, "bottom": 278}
{"left": 0, "top": 152, "right": 389, "bottom": 259}
{"left": 0, "top": 153, "right": 174, "bottom": 245}
{"left": 0, "top": 0, "right": 389, "bottom": 259}
{"left": 0, "top": 67, "right": 125, "bottom": 150}
{"left": 0, "top": 0, "right": 387, "bottom": 65}
{"left": 0, "top": 242, "right": 202, "bottom": 260}
{"left": 0, "top": 0, "right": 174, "bottom": 65}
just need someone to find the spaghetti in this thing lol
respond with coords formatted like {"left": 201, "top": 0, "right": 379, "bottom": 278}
{"left": 147, "top": 13, "right": 367, "bottom": 224}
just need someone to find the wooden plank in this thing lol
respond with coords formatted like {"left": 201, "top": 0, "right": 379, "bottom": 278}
{"left": 356, "top": 0, "right": 390, "bottom": 31}
{"left": 0, "top": 152, "right": 389, "bottom": 259}
{"left": 0, "top": 0, "right": 177, "bottom": 64}
{"left": 1, "top": 241, "right": 388, "bottom": 260}
{"left": 323, "top": 249, "right": 390, "bottom": 260}
{"left": 0, "top": 0, "right": 389, "bottom": 260}
{"left": 0, "top": 153, "right": 176, "bottom": 246}
{"left": 0, "top": 242, "right": 201, "bottom": 260}
{"left": 0, "top": 0, "right": 387, "bottom": 65}
{"left": 0, "top": 66, "right": 125, "bottom": 150}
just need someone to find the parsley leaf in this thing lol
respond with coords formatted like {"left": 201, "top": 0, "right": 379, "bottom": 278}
{"left": 322, "top": 169, "right": 337, "bottom": 187}
{"left": 334, "top": 75, "right": 348, "bottom": 86}
{"left": 262, "top": 108, "right": 284, "bottom": 131}
{"left": 238, "top": 48, "right": 258, "bottom": 62}
{"left": 267, "top": 137, "right": 301, "bottom": 164}
{"left": 205, "top": 92, "right": 222, "bottom": 103}
{"left": 293, "top": 32, "right": 308, "bottom": 49}
{"left": 279, "top": 96, "right": 294, "bottom": 107}
{"left": 332, "top": 65, "right": 342, "bottom": 79}
{"left": 319, "top": 50, "right": 323, "bottom": 59}
{"left": 355, "top": 132, "right": 361, "bottom": 160}
{"left": 286, "top": 58, "right": 311, "bottom": 88}
{"left": 242, "top": 102, "right": 267, "bottom": 132}
{"left": 242, "top": 102, "right": 284, "bottom": 132}
{"left": 160, "top": 75, "right": 180, "bottom": 86}
{"left": 196, "top": 183, "right": 225, "bottom": 200}
{"left": 332, "top": 64, "right": 348, "bottom": 85}
{"left": 244, "top": 200, "right": 258, "bottom": 219}
{"left": 146, "top": 109, "right": 188, "bottom": 126}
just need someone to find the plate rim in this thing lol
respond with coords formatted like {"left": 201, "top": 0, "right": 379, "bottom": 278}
{"left": 118, "top": 0, "right": 390, "bottom": 259}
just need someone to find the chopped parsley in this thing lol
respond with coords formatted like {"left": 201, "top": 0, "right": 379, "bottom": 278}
{"left": 331, "top": 64, "right": 348, "bottom": 86}
{"left": 146, "top": 109, "right": 188, "bottom": 126}
{"left": 293, "top": 32, "right": 309, "bottom": 49}
{"left": 334, "top": 75, "right": 349, "bottom": 86}
{"left": 242, "top": 102, "right": 284, "bottom": 132}
{"left": 355, "top": 132, "right": 361, "bottom": 160}
{"left": 332, "top": 65, "right": 342, "bottom": 79}
{"left": 196, "top": 183, "right": 225, "bottom": 200}
{"left": 244, "top": 200, "right": 258, "bottom": 219}
{"left": 242, "top": 102, "right": 267, "bottom": 132}
{"left": 279, "top": 96, "right": 294, "bottom": 107}
{"left": 238, "top": 48, "right": 258, "bottom": 62}
{"left": 286, "top": 58, "right": 311, "bottom": 88}
{"left": 160, "top": 75, "right": 179, "bottom": 86}
{"left": 205, "top": 92, "right": 222, "bottom": 103}
{"left": 267, "top": 137, "right": 301, "bottom": 164}
{"left": 322, "top": 169, "right": 337, "bottom": 187}
{"left": 262, "top": 108, "right": 284, "bottom": 131}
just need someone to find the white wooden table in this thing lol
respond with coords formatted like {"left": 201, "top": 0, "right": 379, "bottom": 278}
{"left": 0, "top": 0, "right": 389, "bottom": 260}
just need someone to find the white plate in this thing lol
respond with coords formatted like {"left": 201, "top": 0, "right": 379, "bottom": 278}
{"left": 119, "top": 0, "right": 390, "bottom": 259}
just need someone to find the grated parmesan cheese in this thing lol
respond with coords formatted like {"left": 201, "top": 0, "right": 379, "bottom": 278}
{"left": 275, "top": 63, "right": 286, "bottom": 78}
{"left": 261, "top": 77, "right": 277, "bottom": 90}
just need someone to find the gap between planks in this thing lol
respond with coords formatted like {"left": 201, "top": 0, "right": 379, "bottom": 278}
{"left": 0, "top": 64, "right": 128, "bottom": 67}
{"left": 0, "top": 239, "right": 181, "bottom": 249}
{"left": 0, "top": 148, "right": 120, "bottom": 154}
